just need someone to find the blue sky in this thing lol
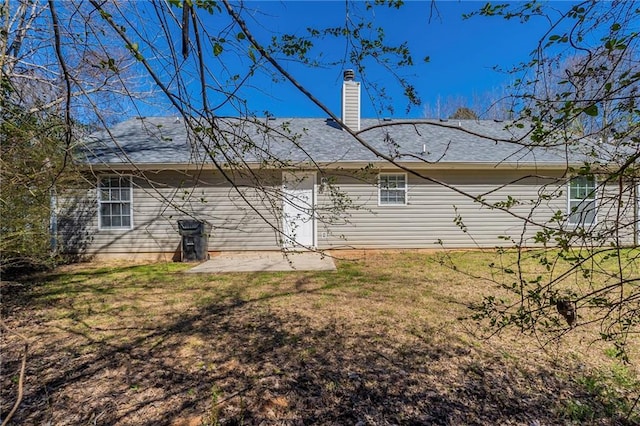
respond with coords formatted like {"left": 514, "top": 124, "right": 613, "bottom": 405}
{"left": 214, "top": 1, "right": 559, "bottom": 119}
{"left": 132, "top": 1, "right": 570, "bottom": 120}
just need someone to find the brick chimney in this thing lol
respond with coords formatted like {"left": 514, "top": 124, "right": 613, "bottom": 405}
{"left": 341, "top": 69, "right": 360, "bottom": 131}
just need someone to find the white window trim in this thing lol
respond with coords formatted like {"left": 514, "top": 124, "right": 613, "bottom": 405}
{"left": 567, "top": 175, "right": 597, "bottom": 226}
{"left": 378, "top": 173, "right": 408, "bottom": 206}
{"left": 98, "top": 175, "right": 134, "bottom": 230}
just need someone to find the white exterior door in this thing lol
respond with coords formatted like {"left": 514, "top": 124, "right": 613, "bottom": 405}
{"left": 282, "top": 172, "right": 316, "bottom": 249}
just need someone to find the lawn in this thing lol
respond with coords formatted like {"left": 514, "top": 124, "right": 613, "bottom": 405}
{"left": 1, "top": 250, "right": 639, "bottom": 425}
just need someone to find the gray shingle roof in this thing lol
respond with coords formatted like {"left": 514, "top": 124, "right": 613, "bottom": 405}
{"left": 80, "top": 116, "right": 587, "bottom": 168}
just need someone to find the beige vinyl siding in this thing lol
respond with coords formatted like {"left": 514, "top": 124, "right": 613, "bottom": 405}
{"left": 57, "top": 187, "right": 99, "bottom": 255}
{"left": 584, "top": 177, "right": 636, "bottom": 246}
{"left": 58, "top": 167, "right": 637, "bottom": 257}
{"left": 342, "top": 81, "right": 360, "bottom": 131}
{"left": 59, "top": 170, "right": 283, "bottom": 256}
{"left": 316, "top": 169, "right": 568, "bottom": 249}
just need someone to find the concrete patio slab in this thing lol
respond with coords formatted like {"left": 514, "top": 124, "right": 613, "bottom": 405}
{"left": 185, "top": 251, "right": 337, "bottom": 273}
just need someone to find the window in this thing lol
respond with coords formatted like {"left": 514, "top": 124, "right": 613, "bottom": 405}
{"left": 98, "top": 176, "right": 132, "bottom": 229}
{"left": 379, "top": 173, "right": 407, "bottom": 205}
{"left": 568, "top": 175, "right": 596, "bottom": 225}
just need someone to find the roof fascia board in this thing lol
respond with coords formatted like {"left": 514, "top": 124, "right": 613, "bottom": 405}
{"left": 83, "top": 160, "right": 580, "bottom": 172}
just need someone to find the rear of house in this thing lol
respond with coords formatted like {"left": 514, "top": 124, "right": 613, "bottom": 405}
{"left": 57, "top": 73, "right": 638, "bottom": 260}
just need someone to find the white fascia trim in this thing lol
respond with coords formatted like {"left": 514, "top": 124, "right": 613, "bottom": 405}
{"left": 85, "top": 161, "right": 582, "bottom": 172}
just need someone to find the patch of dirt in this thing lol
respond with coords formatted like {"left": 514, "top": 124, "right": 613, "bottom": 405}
{"left": 1, "top": 255, "right": 638, "bottom": 425}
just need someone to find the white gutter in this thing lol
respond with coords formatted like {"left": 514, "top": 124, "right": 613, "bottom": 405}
{"left": 83, "top": 160, "right": 582, "bottom": 172}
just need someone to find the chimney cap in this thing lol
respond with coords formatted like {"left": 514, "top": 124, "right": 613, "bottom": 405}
{"left": 343, "top": 69, "right": 355, "bottom": 81}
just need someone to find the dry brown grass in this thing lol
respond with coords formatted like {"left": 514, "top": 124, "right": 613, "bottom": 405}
{"left": 1, "top": 250, "right": 639, "bottom": 425}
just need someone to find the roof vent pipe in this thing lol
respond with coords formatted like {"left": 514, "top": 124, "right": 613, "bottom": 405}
{"left": 344, "top": 69, "right": 355, "bottom": 81}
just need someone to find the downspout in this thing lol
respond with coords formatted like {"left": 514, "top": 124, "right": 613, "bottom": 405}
{"left": 49, "top": 187, "right": 58, "bottom": 254}
{"left": 633, "top": 180, "right": 640, "bottom": 247}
